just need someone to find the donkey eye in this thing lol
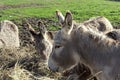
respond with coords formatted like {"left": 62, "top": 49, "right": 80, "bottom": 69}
{"left": 55, "top": 45, "right": 61, "bottom": 48}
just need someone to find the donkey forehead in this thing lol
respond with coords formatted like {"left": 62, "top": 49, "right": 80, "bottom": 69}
{"left": 54, "top": 30, "right": 68, "bottom": 44}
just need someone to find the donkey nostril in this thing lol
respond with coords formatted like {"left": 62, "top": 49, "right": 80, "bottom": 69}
{"left": 48, "top": 66, "right": 59, "bottom": 72}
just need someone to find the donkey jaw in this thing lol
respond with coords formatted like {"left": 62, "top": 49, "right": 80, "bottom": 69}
{"left": 49, "top": 66, "right": 64, "bottom": 72}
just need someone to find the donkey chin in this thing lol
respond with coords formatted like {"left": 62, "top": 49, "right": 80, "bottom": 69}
{"left": 48, "top": 57, "right": 78, "bottom": 73}
{"left": 48, "top": 58, "right": 64, "bottom": 72}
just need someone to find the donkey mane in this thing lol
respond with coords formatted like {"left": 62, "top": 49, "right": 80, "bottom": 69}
{"left": 83, "top": 16, "right": 104, "bottom": 25}
{"left": 79, "top": 16, "right": 113, "bottom": 33}
{"left": 72, "top": 25, "right": 120, "bottom": 53}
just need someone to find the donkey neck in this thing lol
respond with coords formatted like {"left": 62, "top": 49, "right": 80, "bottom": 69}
{"left": 74, "top": 26, "right": 119, "bottom": 50}
{"left": 71, "top": 27, "right": 120, "bottom": 66}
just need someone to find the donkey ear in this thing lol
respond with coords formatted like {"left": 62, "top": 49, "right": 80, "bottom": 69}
{"left": 37, "top": 21, "right": 46, "bottom": 34}
{"left": 56, "top": 10, "right": 65, "bottom": 25}
{"left": 26, "top": 22, "right": 37, "bottom": 36}
{"left": 64, "top": 11, "right": 73, "bottom": 27}
{"left": 47, "top": 31, "right": 53, "bottom": 40}
{"left": 106, "top": 31, "right": 117, "bottom": 40}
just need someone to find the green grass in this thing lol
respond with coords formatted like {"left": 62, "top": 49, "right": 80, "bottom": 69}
{"left": 0, "top": 0, "right": 120, "bottom": 26}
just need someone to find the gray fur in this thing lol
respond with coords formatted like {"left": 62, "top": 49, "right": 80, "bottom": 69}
{"left": 26, "top": 21, "right": 53, "bottom": 60}
{"left": 56, "top": 10, "right": 113, "bottom": 32}
{"left": 0, "top": 20, "right": 20, "bottom": 49}
{"left": 48, "top": 12, "right": 120, "bottom": 80}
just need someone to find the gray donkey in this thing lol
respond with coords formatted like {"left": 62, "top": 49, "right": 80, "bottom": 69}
{"left": 56, "top": 10, "right": 113, "bottom": 32}
{"left": 48, "top": 11, "right": 120, "bottom": 80}
{"left": 56, "top": 10, "right": 120, "bottom": 41}
{"left": 26, "top": 21, "right": 53, "bottom": 61}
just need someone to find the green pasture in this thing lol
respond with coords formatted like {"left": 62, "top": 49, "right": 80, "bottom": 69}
{"left": 0, "top": 0, "right": 120, "bottom": 26}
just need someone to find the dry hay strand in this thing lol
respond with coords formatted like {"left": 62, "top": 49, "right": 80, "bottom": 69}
{"left": 8, "top": 63, "right": 35, "bottom": 80}
{"left": 7, "top": 62, "right": 55, "bottom": 80}
{"left": 0, "top": 46, "right": 35, "bottom": 69}
{"left": 63, "top": 63, "right": 99, "bottom": 80}
{"left": 0, "top": 47, "right": 62, "bottom": 80}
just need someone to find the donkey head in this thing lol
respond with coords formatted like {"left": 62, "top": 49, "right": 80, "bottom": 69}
{"left": 54, "top": 11, "right": 74, "bottom": 46}
{"left": 26, "top": 21, "right": 53, "bottom": 60}
{"left": 48, "top": 11, "right": 79, "bottom": 72}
